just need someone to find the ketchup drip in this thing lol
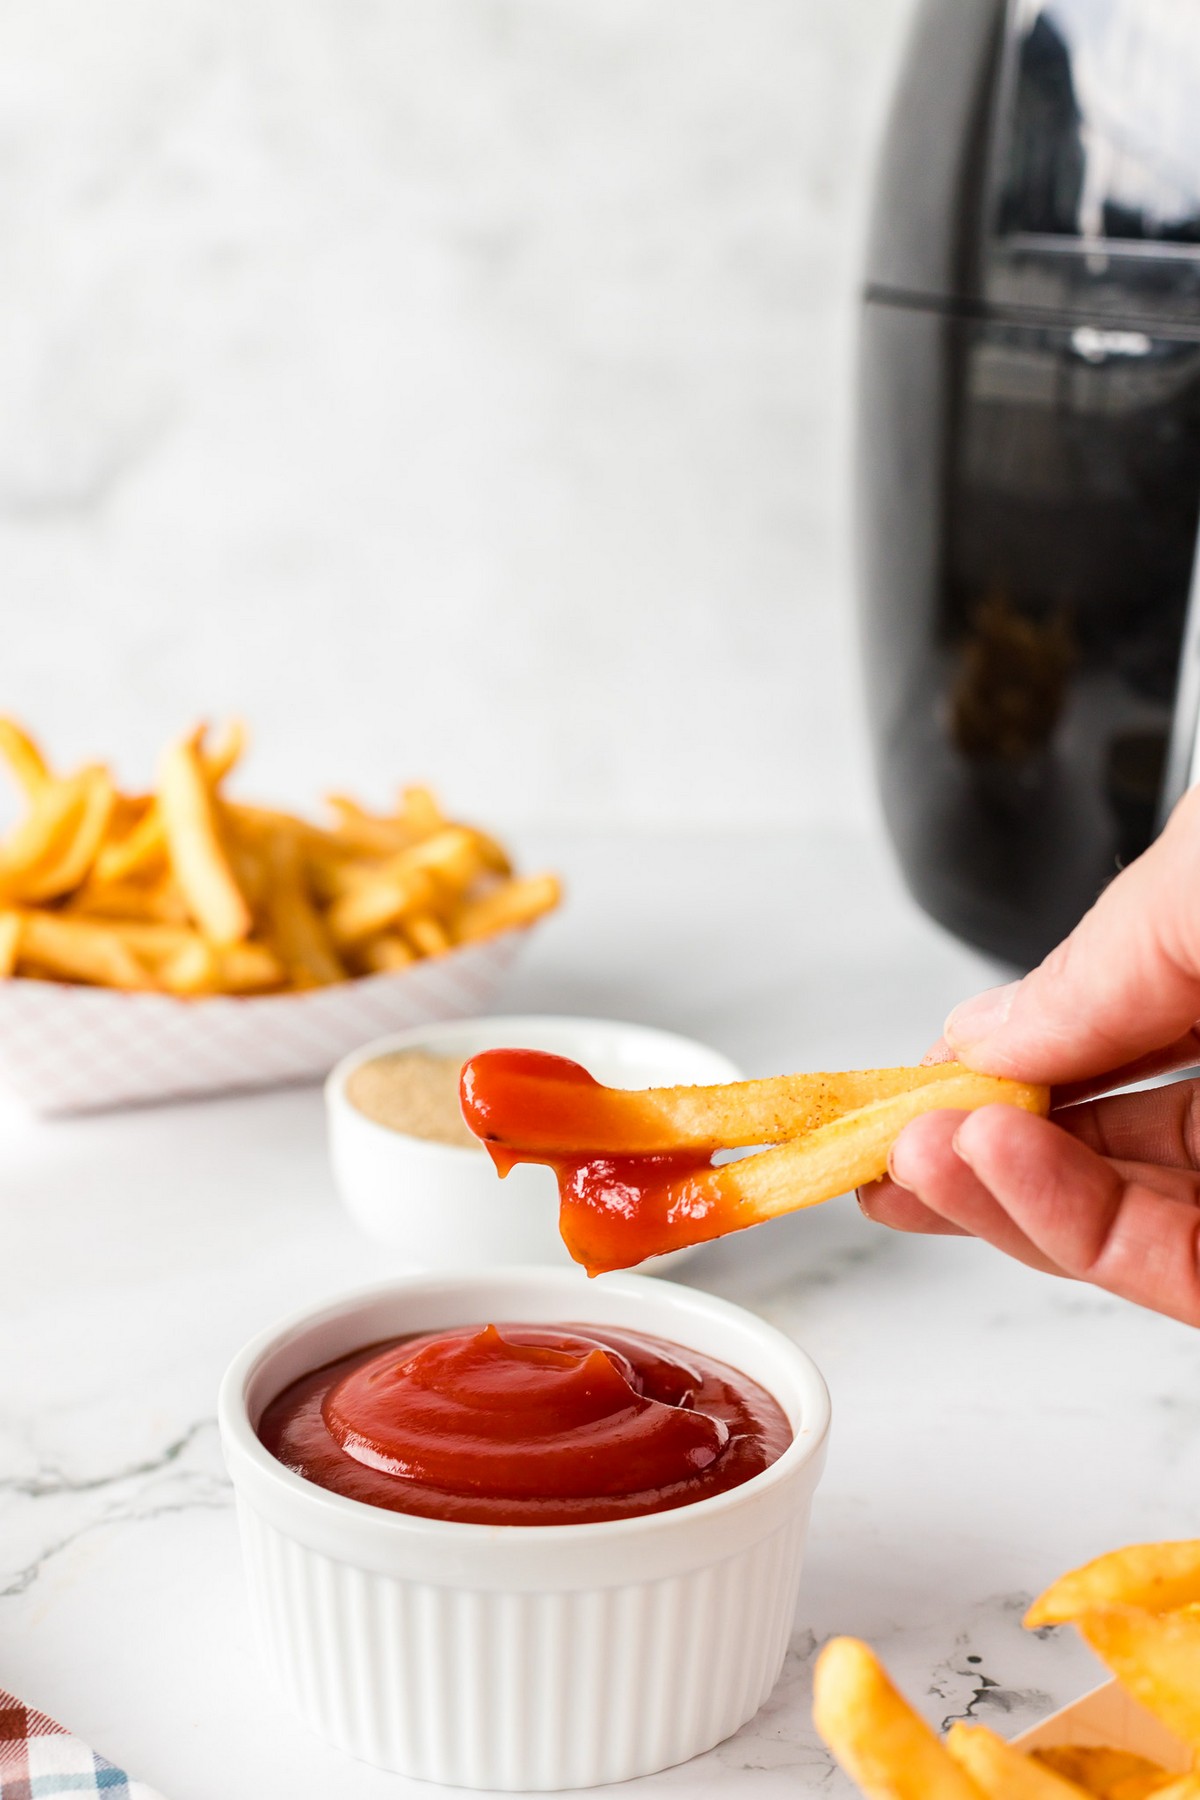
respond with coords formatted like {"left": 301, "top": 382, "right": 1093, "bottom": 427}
{"left": 459, "top": 1048, "right": 746, "bottom": 1274}
{"left": 258, "top": 1323, "right": 790, "bottom": 1525}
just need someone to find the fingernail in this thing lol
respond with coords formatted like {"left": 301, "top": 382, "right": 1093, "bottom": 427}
{"left": 945, "top": 981, "right": 1018, "bottom": 1051}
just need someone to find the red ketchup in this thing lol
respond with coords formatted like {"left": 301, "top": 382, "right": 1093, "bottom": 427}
{"left": 258, "top": 1322, "right": 790, "bottom": 1526}
{"left": 459, "top": 1048, "right": 749, "bottom": 1274}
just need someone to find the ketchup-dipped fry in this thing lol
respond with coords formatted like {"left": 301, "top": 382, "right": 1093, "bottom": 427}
{"left": 462, "top": 1051, "right": 979, "bottom": 1155}
{"left": 460, "top": 1050, "right": 1049, "bottom": 1274}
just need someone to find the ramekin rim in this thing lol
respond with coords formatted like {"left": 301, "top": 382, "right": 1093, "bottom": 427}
{"left": 218, "top": 1266, "right": 831, "bottom": 1544}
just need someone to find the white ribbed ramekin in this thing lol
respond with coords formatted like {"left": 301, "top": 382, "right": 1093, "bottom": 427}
{"left": 219, "top": 1267, "right": 831, "bottom": 1790}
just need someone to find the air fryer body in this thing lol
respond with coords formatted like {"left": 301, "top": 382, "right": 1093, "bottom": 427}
{"left": 860, "top": 0, "right": 1200, "bottom": 967}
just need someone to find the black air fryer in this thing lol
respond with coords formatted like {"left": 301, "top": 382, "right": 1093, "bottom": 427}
{"left": 860, "top": 0, "right": 1200, "bottom": 967}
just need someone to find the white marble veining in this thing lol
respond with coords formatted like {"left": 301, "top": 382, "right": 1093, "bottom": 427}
{"left": 0, "top": 0, "right": 911, "bottom": 832}
{"left": 4, "top": 826, "right": 1200, "bottom": 1798}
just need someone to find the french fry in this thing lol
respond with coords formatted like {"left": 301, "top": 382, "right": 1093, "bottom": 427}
{"left": 261, "top": 831, "right": 343, "bottom": 987}
{"left": 15, "top": 911, "right": 153, "bottom": 990}
{"left": 229, "top": 803, "right": 346, "bottom": 857}
{"left": 353, "top": 931, "right": 417, "bottom": 974}
{"left": 0, "top": 911, "right": 20, "bottom": 977}
{"left": 224, "top": 822, "right": 269, "bottom": 911}
{"left": 325, "top": 793, "right": 416, "bottom": 856}
{"left": 0, "top": 718, "right": 50, "bottom": 795}
{"left": 157, "top": 734, "right": 252, "bottom": 946}
{"left": 150, "top": 936, "right": 220, "bottom": 997}
{"left": 325, "top": 866, "right": 438, "bottom": 948}
{"left": 0, "top": 776, "right": 90, "bottom": 898}
{"left": 211, "top": 940, "right": 286, "bottom": 993}
{"left": 95, "top": 723, "right": 244, "bottom": 886}
{"left": 204, "top": 717, "right": 247, "bottom": 786}
{"left": 70, "top": 875, "right": 191, "bottom": 925}
{"left": 18, "top": 767, "right": 115, "bottom": 901}
{"left": 64, "top": 920, "right": 196, "bottom": 953}
{"left": 467, "top": 826, "right": 513, "bottom": 878}
{"left": 406, "top": 912, "right": 451, "bottom": 957}
{"left": 1076, "top": 1608, "right": 1200, "bottom": 1749}
{"left": 93, "top": 800, "right": 166, "bottom": 884}
{"left": 1027, "top": 1545, "right": 1200, "bottom": 1628}
{"left": 1032, "top": 1746, "right": 1176, "bottom": 1799}
{"left": 464, "top": 1058, "right": 992, "bottom": 1156}
{"left": 403, "top": 824, "right": 487, "bottom": 891}
{"left": 636, "top": 1068, "right": 1044, "bottom": 1239}
{"left": 813, "top": 1638, "right": 986, "bottom": 1799}
{"left": 945, "top": 1724, "right": 1092, "bottom": 1796}
{"left": 453, "top": 872, "right": 562, "bottom": 943}
{"left": 400, "top": 783, "right": 444, "bottom": 838}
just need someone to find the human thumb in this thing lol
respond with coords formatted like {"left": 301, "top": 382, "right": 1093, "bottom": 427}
{"left": 944, "top": 786, "right": 1200, "bottom": 1086}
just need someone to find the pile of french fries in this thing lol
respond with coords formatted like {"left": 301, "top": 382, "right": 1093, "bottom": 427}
{"left": 814, "top": 1538, "right": 1200, "bottom": 1797}
{"left": 0, "top": 719, "right": 560, "bottom": 997}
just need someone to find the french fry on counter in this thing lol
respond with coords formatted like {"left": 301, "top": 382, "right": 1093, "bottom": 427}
{"left": 814, "top": 1539, "right": 1200, "bottom": 1799}
{"left": 459, "top": 1049, "right": 1049, "bottom": 1271}
{"left": 0, "top": 718, "right": 561, "bottom": 997}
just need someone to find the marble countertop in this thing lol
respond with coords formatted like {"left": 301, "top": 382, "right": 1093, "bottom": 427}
{"left": 4, "top": 825, "right": 1199, "bottom": 1798}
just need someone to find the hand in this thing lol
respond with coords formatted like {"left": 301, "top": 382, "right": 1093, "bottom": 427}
{"left": 860, "top": 785, "right": 1200, "bottom": 1326}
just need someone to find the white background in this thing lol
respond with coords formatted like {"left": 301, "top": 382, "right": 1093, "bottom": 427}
{"left": 0, "top": 0, "right": 913, "bottom": 831}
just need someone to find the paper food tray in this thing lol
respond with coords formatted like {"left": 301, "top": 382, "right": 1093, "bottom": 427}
{"left": 0, "top": 928, "right": 526, "bottom": 1115}
{"left": 1013, "top": 1677, "right": 1193, "bottom": 1772}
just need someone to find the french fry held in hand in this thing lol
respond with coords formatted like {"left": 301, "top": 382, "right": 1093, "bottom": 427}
{"left": 460, "top": 1049, "right": 1048, "bottom": 1272}
{"left": 0, "top": 717, "right": 561, "bottom": 998}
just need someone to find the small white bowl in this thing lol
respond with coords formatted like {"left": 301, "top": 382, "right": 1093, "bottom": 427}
{"left": 325, "top": 1015, "right": 742, "bottom": 1271}
{"left": 219, "top": 1267, "right": 831, "bottom": 1790}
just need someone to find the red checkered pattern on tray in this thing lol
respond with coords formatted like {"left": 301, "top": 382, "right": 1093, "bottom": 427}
{"left": 0, "top": 929, "right": 524, "bottom": 1114}
{"left": 0, "top": 1688, "right": 165, "bottom": 1798}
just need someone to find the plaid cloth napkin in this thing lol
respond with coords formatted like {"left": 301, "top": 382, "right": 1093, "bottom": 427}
{"left": 0, "top": 1689, "right": 166, "bottom": 1799}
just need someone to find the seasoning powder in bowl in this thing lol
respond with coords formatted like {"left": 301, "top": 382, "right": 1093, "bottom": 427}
{"left": 344, "top": 1051, "right": 478, "bottom": 1150}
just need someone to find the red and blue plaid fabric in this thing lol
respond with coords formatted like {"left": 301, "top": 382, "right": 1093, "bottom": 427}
{"left": 0, "top": 1690, "right": 165, "bottom": 1799}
